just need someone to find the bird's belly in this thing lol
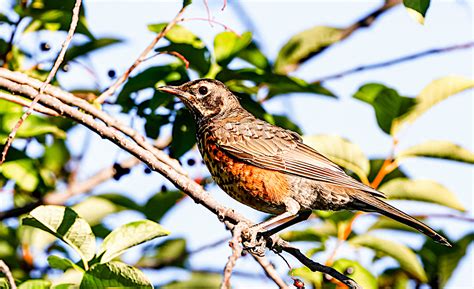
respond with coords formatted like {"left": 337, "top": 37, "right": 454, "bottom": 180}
{"left": 200, "top": 142, "right": 289, "bottom": 215}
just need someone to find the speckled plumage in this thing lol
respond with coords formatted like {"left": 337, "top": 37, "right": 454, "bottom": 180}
{"left": 160, "top": 78, "right": 451, "bottom": 246}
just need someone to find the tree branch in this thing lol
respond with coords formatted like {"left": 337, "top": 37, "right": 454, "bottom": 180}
{"left": 0, "top": 260, "right": 16, "bottom": 289}
{"left": 96, "top": 4, "right": 188, "bottom": 104}
{"left": 0, "top": 68, "right": 360, "bottom": 288}
{"left": 0, "top": 92, "right": 59, "bottom": 116}
{"left": 0, "top": 0, "right": 82, "bottom": 165}
{"left": 314, "top": 42, "right": 474, "bottom": 83}
{"left": 221, "top": 223, "right": 245, "bottom": 289}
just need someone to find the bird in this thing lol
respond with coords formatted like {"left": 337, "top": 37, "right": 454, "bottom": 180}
{"left": 160, "top": 78, "right": 451, "bottom": 247}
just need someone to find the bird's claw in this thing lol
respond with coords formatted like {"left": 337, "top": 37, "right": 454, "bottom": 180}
{"left": 241, "top": 227, "right": 267, "bottom": 257}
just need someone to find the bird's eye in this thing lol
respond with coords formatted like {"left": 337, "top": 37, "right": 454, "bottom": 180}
{"left": 198, "top": 86, "right": 208, "bottom": 96}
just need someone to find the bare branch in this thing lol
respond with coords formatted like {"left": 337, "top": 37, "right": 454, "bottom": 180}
{"left": 96, "top": 5, "right": 188, "bottom": 104}
{"left": 0, "top": 0, "right": 82, "bottom": 165}
{"left": 0, "top": 260, "right": 16, "bottom": 289}
{"left": 314, "top": 42, "right": 474, "bottom": 83}
{"left": 221, "top": 223, "right": 245, "bottom": 289}
{"left": 0, "top": 92, "right": 59, "bottom": 116}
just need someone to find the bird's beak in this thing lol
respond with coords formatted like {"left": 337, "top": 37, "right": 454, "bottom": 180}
{"left": 159, "top": 85, "right": 192, "bottom": 101}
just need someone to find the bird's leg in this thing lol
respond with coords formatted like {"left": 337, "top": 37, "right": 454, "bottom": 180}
{"left": 243, "top": 199, "right": 310, "bottom": 255}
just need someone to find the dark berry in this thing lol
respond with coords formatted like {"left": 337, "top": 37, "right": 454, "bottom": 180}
{"left": 40, "top": 42, "right": 51, "bottom": 51}
{"left": 107, "top": 69, "right": 116, "bottom": 78}
{"left": 113, "top": 163, "right": 130, "bottom": 181}
{"left": 344, "top": 267, "right": 354, "bottom": 275}
{"left": 187, "top": 158, "right": 196, "bottom": 166}
{"left": 161, "top": 184, "right": 168, "bottom": 192}
{"left": 144, "top": 167, "right": 152, "bottom": 174}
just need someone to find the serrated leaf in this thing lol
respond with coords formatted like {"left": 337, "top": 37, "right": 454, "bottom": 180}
{"left": 379, "top": 178, "right": 465, "bottom": 211}
{"left": 349, "top": 234, "right": 427, "bottom": 281}
{"left": 22, "top": 205, "right": 96, "bottom": 268}
{"left": 392, "top": 76, "right": 474, "bottom": 135}
{"left": 403, "top": 0, "right": 430, "bottom": 24}
{"left": 275, "top": 26, "right": 343, "bottom": 74}
{"left": 397, "top": 140, "right": 474, "bottom": 164}
{"left": 332, "top": 259, "right": 377, "bottom": 289}
{"left": 98, "top": 220, "right": 169, "bottom": 263}
{"left": 214, "top": 31, "right": 252, "bottom": 66}
{"left": 79, "top": 261, "right": 152, "bottom": 289}
{"left": 303, "top": 134, "right": 370, "bottom": 182}
{"left": 18, "top": 280, "right": 51, "bottom": 289}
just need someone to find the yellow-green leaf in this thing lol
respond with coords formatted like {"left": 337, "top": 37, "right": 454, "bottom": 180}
{"left": 379, "top": 178, "right": 465, "bottom": 211}
{"left": 349, "top": 234, "right": 427, "bottom": 282}
{"left": 403, "top": 0, "right": 430, "bottom": 25}
{"left": 333, "top": 259, "right": 377, "bottom": 289}
{"left": 303, "top": 134, "right": 370, "bottom": 183}
{"left": 392, "top": 76, "right": 474, "bottom": 135}
{"left": 397, "top": 140, "right": 474, "bottom": 164}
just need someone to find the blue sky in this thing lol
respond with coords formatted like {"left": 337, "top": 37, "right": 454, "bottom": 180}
{"left": 1, "top": 0, "right": 473, "bottom": 288}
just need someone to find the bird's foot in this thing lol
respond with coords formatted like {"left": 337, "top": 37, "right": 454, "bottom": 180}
{"left": 241, "top": 226, "right": 279, "bottom": 257}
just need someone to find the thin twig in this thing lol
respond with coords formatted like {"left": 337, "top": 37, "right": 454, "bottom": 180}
{"left": 0, "top": 0, "right": 82, "bottom": 165}
{"left": 314, "top": 42, "right": 474, "bottom": 83}
{"left": 96, "top": 5, "right": 188, "bottom": 104}
{"left": 0, "top": 92, "right": 59, "bottom": 116}
{"left": 143, "top": 51, "right": 190, "bottom": 69}
{"left": 221, "top": 223, "right": 245, "bottom": 289}
{"left": 0, "top": 260, "right": 17, "bottom": 289}
{"left": 253, "top": 255, "right": 290, "bottom": 289}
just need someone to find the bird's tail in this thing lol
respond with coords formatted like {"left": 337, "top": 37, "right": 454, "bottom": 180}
{"left": 352, "top": 194, "right": 451, "bottom": 247}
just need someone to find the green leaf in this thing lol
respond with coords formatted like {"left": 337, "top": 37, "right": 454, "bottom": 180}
{"left": 156, "top": 43, "right": 211, "bottom": 76}
{"left": 2, "top": 113, "right": 65, "bottom": 138}
{"left": 303, "top": 135, "right": 370, "bottom": 182}
{"left": 136, "top": 238, "right": 187, "bottom": 269}
{"left": 144, "top": 190, "right": 184, "bottom": 222}
{"left": 379, "top": 178, "right": 466, "bottom": 211}
{"left": 72, "top": 197, "right": 124, "bottom": 226}
{"left": 397, "top": 140, "right": 474, "bottom": 164}
{"left": 332, "top": 259, "right": 377, "bottom": 289}
{"left": 354, "top": 83, "right": 415, "bottom": 134}
{"left": 170, "top": 108, "right": 196, "bottom": 158}
{"left": 148, "top": 24, "right": 204, "bottom": 49}
{"left": 48, "top": 255, "right": 83, "bottom": 272}
{"left": 420, "top": 233, "right": 473, "bottom": 287}
{"left": 0, "top": 159, "right": 39, "bottom": 192}
{"left": 117, "top": 65, "right": 189, "bottom": 112}
{"left": 274, "top": 26, "right": 343, "bottom": 74}
{"left": 183, "top": 0, "right": 192, "bottom": 7}
{"left": 368, "top": 159, "right": 409, "bottom": 187}
{"left": 280, "top": 221, "right": 336, "bottom": 242}
{"left": 18, "top": 280, "right": 51, "bottom": 289}
{"left": 63, "top": 38, "right": 122, "bottom": 64}
{"left": 349, "top": 234, "right": 427, "bottom": 282}
{"left": 42, "top": 139, "right": 70, "bottom": 175}
{"left": 403, "top": 0, "right": 430, "bottom": 24}
{"left": 79, "top": 261, "right": 152, "bottom": 289}
{"left": 378, "top": 269, "right": 410, "bottom": 289}
{"left": 98, "top": 220, "right": 169, "bottom": 263}
{"left": 162, "top": 273, "right": 221, "bottom": 289}
{"left": 22, "top": 205, "right": 96, "bottom": 268}
{"left": 392, "top": 76, "right": 474, "bottom": 135}
{"left": 214, "top": 31, "right": 252, "bottom": 66}
{"left": 237, "top": 41, "right": 270, "bottom": 70}
{"left": 291, "top": 267, "right": 322, "bottom": 287}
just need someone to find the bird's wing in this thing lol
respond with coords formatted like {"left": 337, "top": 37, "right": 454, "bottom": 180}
{"left": 215, "top": 121, "right": 385, "bottom": 198}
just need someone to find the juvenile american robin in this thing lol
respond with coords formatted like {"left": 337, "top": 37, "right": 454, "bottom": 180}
{"left": 160, "top": 79, "right": 450, "bottom": 247}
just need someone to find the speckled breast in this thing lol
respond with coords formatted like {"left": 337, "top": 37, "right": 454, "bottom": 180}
{"left": 196, "top": 128, "right": 289, "bottom": 215}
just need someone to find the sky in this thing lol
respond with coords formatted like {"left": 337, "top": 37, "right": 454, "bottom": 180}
{"left": 2, "top": 0, "right": 473, "bottom": 288}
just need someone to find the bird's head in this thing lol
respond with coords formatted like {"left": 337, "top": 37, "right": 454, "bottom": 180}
{"left": 159, "top": 79, "right": 240, "bottom": 120}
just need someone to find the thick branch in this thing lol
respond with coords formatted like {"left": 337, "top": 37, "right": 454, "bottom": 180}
{"left": 0, "top": 260, "right": 16, "bottom": 289}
